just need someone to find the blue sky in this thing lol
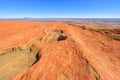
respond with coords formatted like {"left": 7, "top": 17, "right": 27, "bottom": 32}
{"left": 0, "top": 0, "right": 120, "bottom": 18}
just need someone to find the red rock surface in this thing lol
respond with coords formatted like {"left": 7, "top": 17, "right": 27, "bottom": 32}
{"left": 0, "top": 20, "right": 120, "bottom": 80}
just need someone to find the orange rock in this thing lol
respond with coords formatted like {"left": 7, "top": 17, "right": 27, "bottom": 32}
{"left": 0, "top": 20, "right": 119, "bottom": 80}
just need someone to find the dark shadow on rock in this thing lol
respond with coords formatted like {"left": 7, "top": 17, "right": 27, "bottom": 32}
{"left": 32, "top": 51, "right": 41, "bottom": 65}
{"left": 58, "top": 35, "right": 67, "bottom": 41}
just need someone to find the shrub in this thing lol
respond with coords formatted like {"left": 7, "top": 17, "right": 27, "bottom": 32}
{"left": 110, "top": 33, "right": 120, "bottom": 40}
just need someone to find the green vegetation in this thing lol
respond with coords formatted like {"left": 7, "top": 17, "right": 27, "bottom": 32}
{"left": 110, "top": 33, "right": 120, "bottom": 40}
{"left": 67, "top": 22, "right": 86, "bottom": 29}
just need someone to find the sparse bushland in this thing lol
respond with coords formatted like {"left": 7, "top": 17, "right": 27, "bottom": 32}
{"left": 67, "top": 22, "right": 87, "bottom": 29}
{"left": 110, "top": 33, "right": 120, "bottom": 40}
{"left": 65, "top": 20, "right": 120, "bottom": 29}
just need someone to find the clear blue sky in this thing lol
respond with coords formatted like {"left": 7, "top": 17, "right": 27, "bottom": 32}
{"left": 0, "top": 0, "right": 120, "bottom": 18}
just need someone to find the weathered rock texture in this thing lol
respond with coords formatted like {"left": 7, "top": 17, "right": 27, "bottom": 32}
{"left": 0, "top": 20, "right": 120, "bottom": 80}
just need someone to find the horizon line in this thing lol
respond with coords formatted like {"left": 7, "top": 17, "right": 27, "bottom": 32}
{"left": 0, "top": 17, "right": 120, "bottom": 19}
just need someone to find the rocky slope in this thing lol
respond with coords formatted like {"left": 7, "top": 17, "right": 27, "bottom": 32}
{"left": 0, "top": 20, "right": 120, "bottom": 80}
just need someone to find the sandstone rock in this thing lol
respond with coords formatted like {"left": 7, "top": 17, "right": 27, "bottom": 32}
{"left": 0, "top": 20, "right": 119, "bottom": 80}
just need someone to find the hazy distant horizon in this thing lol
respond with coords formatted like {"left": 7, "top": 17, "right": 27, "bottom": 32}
{"left": 1, "top": 18, "right": 120, "bottom": 22}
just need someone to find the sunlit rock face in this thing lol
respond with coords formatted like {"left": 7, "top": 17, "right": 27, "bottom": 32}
{"left": 0, "top": 20, "right": 119, "bottom": 80}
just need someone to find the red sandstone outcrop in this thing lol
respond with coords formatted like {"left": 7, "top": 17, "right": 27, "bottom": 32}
{"left": 0, "top": 20, "right": 119, "bottom": 80}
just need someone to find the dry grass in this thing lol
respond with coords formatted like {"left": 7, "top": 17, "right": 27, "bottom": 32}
{"left": 47, "top": 30, "right": 65, "bottom": 41}
{"left": 0, "top": 47, "right": 38, "bottom": 80}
